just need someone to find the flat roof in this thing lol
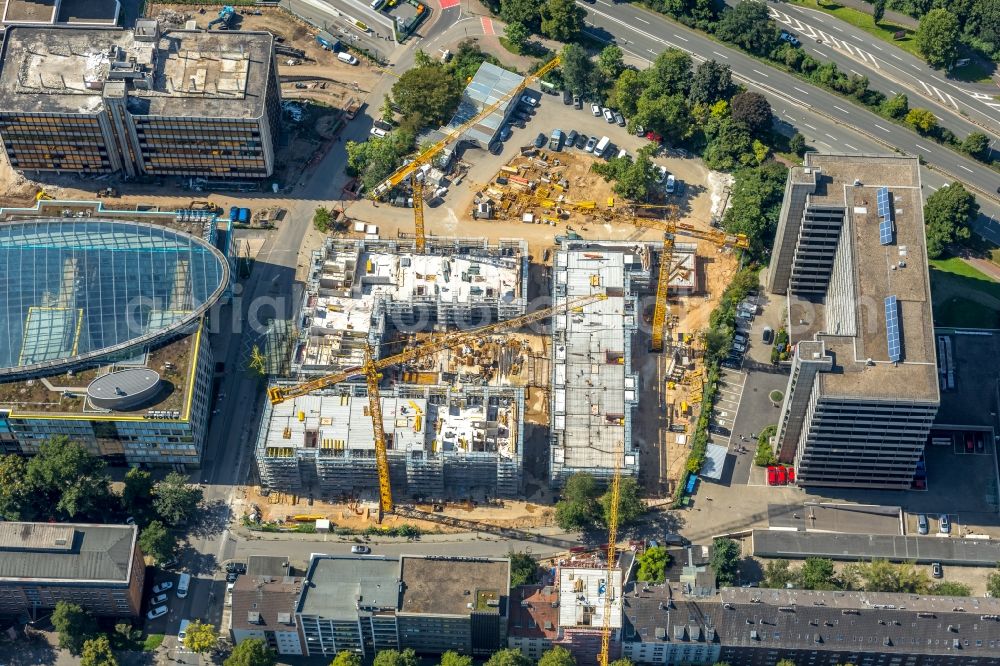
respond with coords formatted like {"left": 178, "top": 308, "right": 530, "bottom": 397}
{"left": 788, "top": 154, "right": 938, "bottom": 403}
{"left": 449, "top": 61, "right": 524, "bottom": 146}
{"left": 0, "top": 521, "right": 137, "bottom": 583}
{"left": 766, "top": 502, "right": 902, "bottom": 534}
{"left": 0, "top": 25, "right": 273, "bottom": 118}
{"left": 558, "top": 565, "right": 623, "bottom": 629}
{"left": 297, "top": 555, "right": 400, "bottom": 618}
{"left": 2, "top": 0, "right": 56, "bottom": 23}
{"left": 399, "top": 556, "right": 509, "bottom": 616}
{"left": 752, "top": 529, "right": 1000, "bottom": 565}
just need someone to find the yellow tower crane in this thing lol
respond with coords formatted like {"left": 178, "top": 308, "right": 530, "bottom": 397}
{"left": 370, "top": 57, "right": 562, "bottom": 252}
{"left": 267, "top": 292, "right": 607, "bottom": 519}
{"left": 599, "top": 442, "right": 622, "bottom": 666}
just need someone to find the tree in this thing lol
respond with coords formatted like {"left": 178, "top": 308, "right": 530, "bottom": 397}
{"left": 52, "top": 601, "right": 97, "bottom": 655}
{"left": 225, "top": 638, "right": 277, "bottom": 666}
{"left": 346, "top": 128, "right": 416, "bottom": 193}
{"left": 872, "top": 0, "right": 886, "bottom": 24}
{"left": 184, "top": 620, "right": 218, "bottom": 654}
{"left": 373, "top": 649, "right": 419, "bottom": 666}
{"left": 500, "top": 0, "right": 540, "bottom": 31}
{"left": 554, "top": 472, "right": 601, "bottom": 530}
{"left": 391, "top": 64, "right": 463, "bottom": 126}
{"left": 715, "top": 2, "right": 779, "bottom": 55}
{"left": 637, "top": 546, "right": 670, "bottom": 583}
{"left": 987, "top": 563, "right": 1000, "bottom": 598}
{"left": 504, "top": 21, "right": 530, "bottom": 54}
{"left": 648, "top": 48, "right": 693, "bottom": 97}
{"left": 788, "top": 132, "right": 806, "bottom": 156}
{"left": 609, "top": 661, "right": 635, "bottom": 666}
{"left": 80, "top": 635, "right": 118, "bottom": 666}
{"left": 484, "top": 649, "right": 533, "bottom": 666}
{"left": 591, "top": 151, "right": 659, "bottom": 202}
{"left": 613, "top": 70, "right": 644, "bottom": 117}
{"left": 688, "top": 60, "right": 736, "bottom": 106}
{"left": 26, "top": 437, "right": 113, "bottom": 522}
{"left": 597, "top": 45, "right": 626, "bottom": 80}
{"left": 710, "top": 537, "right": 741, "bottom": 586}
{"left": 139, "top": 520, "right": 176, "bottom": 565}
{"left": 916, "top": 9, "right": 960, "bottom": 68}
{"left": 961, "top": 131, "right": 990, "bottom": 159}
{"left": 703, "top": 116, "right": 754, "bottom": 170}
{"left": 881, "top": 92, "right": 909, "bottom": 119}
{"left": 924, "top": 182, "right": 977, "bottom": 258}
{"left": 331, "top": 653, "right": 362, "bottom": 666}
{"left": 721, "top": 162, "right": 789, "bottom": 257}
{"left": 560, "top": 44, "right": 593, "bottom": 96}
{"left": 0, "top": 454, "right": 30, "bottom": 520}
{"left": 931, "top": 581, "right": 971, "bottom": 596}
{"left": 905, "top": 108, "right": 938, "bottom": 134}
{"left": 601, "top": 477, "right": 645, "bottom": 528}
{"left": 763, "top": 559, "right": 796, "bottom": 588}
{"left": 153, "top": 472, "right": 203, "bottom": 526}
{"left": 730, "top": 92, "right": 772, "bottom": 135}
{"left": 775, "top": 661, "right": 797, "bottom": 666}
{"left": 538, "top": 647, "right": 576, "bottom": 666}
{"left": 799, "top": 558, "right": 838, "bottom": 590}
{"left": 509, "top": 551, "right": 539, "bottom": 587}
{"left": 541, "top": 0, "right": 585, "bottom": 41}
{"left": 121, "top": 468, "right": 154, "bottom": 522}
{"left": 439, "top": 652, "right": 474, "bottom": 666}
{"left": 634, "top": 92, "right": 692, "bottom": 140}
{"left": 313, "top": 206, "right": 334, "bottom": 233}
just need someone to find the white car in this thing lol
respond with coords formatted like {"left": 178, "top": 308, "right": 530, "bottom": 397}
{"left": 351, "top": 545, "right": 371, "bottom": 554}
{"left": 666, "top": 174, "right": 676, "bottom": 193}
{"left": 520, "top": 95, "right": 537, "bottom": 107}
{"left": 591, "top": 103, "right": 601, "bottom": 116}
{"left": 152, "top": 581, "right": 173, "bottom": 594}
{"left": 602, "top": 107, "right": 615, "bottom": 123}
{"left": 655, "top": 165, "right": 668, "bottom": 184}
{"left": 147, "top": 605, "right": 167, "bottom": 620}
{"left": 149, "top": 593, "right": 168, "bottom": 606}
{"left": 370, "top": 127, "right": 388, "bottom": 138}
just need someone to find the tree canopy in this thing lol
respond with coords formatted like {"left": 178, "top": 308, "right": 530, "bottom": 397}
{"left": 346, "top": 128, "right": 416, "bottom": 193}
{"left": 52, "top": 601, "right": 97, "bottom": 655}
{"left": 391, "top": 64, "right": 463, "bottom": 126}
{"left": 26, "top": 437, "right": 114, "bottom": 522}
{"left": 688, "top": 60, "right": 736, "bottom": 106}
{"left": 916, "top": 8, "right": 960, "bottom": 68}
{"left": 554, "top": 472, "right": 601, "bottom": 531}
{"left": 538, "top": 646, "right": 576, "bottom": 666}
{"left": 730, "top": 92, "right": 772, "bottom": 135}
{"left": 509, "top": 551, "right": 539, "bottom": 588}
{"left": 710, "top": 537, "right": 741, "bottom": 586}
{"left": 139, "top": 520, "right": 176, "bottom": 565}
{"left": 715, "top": 2, "right": 779, "bottom": 54}
{"left": 560, "top": 44, "right": 593, "bottom": 96}
{"left": 224, "top": 638, "right": 277, "bottom": 666}
{"left": 591, "top": 149, "right": 659, "bottom": 202}
{"left": 721, "top": 161, "right": 789, "bottom": 259}
{"left": 331, "top": 652, "right": 362, "bottom": 666}
{"left": 637, "top": 546, "right": 670, "bottom": 583}
{"left": 373, "top": 650, "right": 419, "bottom": 666}
{"left": 121, "top": 467, "right": 154, "bottom": 523}
{"left": 484, "top": 649, "right": 533, "bottom": 666}
{"left": 184, "top": 621, "right": 218, "bottom": 654}
{"left": 905, "top": 108, "right": 938, "bottom": 134}
{"left": 540, "top": 0, "right": 586, "bottom": 42}
{"left": 153, "top": 472, "right": 203, "bottom": 526}
{"left": 924, "top": 182, "right": 977, "bottom": 258}
{"left": 439, "top": 651, "right": 474, "bottom": 666}
{"left": 601, "top": 477, "right": 645, "bottom": 528}
{"left": 499, "top": 0, "right": 540, "bottom": 31}
{"left": 988, "top": 564, "right": 1000, "bottom": 598}
{"left": 80, "top": 635, "right": 118, "bottom": 666}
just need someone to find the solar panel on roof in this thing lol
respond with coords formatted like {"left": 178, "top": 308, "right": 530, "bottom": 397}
{"left": 879, "top": 217, "right": 893, "bottom": 245}
{"left": 885, "top": 295, "right": 901, "bottom": 362}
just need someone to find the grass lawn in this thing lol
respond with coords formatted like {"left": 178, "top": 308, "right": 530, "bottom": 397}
{"left": 929, "top": 257, "right": 1000, "bottom": 328}
{"left": 788, "top": 0, "right": 921, "bottom": 59}
{"left": 949, "top": 59, "right": 997, "bottom": 85}
{"left": 143, "top": 634, "right": 165, "bottom": 652}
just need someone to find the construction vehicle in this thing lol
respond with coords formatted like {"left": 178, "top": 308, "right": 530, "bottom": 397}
{"left": 370, "top": 56, "right": 562, "bottom": 252}
{"left": 95, "top": 187, "right": 117, "bottom": 198}
{"left": 35, "top": 190, "right": 53, "bottom": 201}
{"left": 208, "top": 5, "right": 236, "bottom": 30}
{"left": 190, "top": 200, "right": 222, "bottom": 214}
{"left": 267, "top": 292, "right": 606, "bottom": 519}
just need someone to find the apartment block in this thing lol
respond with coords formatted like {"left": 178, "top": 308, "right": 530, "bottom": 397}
{"left": 256, "top": 384, "right": 524, "bottom": 500}
{"left": 230, "top": 574, "right": 305, "bottom": 656}
{"left": 0, "top": 20, "right": 279, "bottom": 179}
{"left": 294, "top": 237, "right": 527, "bottom": 375}
{"left": 0, "top": 522, "right": 144, "bottom": 618}
{"left": 296, "top": 554, "right": 509, "bottom": 658}
{"left": 767, "top": 154, "right": 939, "bottom": 489}
{"left": 550, "top": 240, "right": 656, "bottom": 485}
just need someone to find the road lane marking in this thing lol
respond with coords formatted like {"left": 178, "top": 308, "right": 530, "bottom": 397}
{"left": 915, "top": 143, "right": 932, "bottom": 152}
{"left": 826, "top": 133, "right": 837, "bottom": 140}
{"left": 833, "top": 105, "right": 850, "bottom": 114}
{"left": 817, "top": 140, "right": 832, "bottom": 147}
{"left": 850, "top": 69, "right": 862, "bottom": 76}
{"left": 871, "top": 43, "right": 883, "bottom": 51}
{"left": 874, "top": 123, "right": 891, "bottom": 132}
{"left": 833, "top": 24, "right": 844, "bottom": 32}
{"left": 911, "top": 63, "right": 921, "bottom": 71}
{"left": 851, "top": 34, "right": 863, "bottom": 42}
{"left": 636, "top": 17, "right": 649, "bottom": 24}
{"left": 673, "top": 34, "right": 688, "bottom": 41}
{"left": 844, "top": 143, "right": 858, "bottom": 150}
{"left": 804, "top": 122, "right": 817, "bottom": 130}
{"left": 793, "top": 86, "right": 810, "bottom": 95}
{"left": 713, "top": 51, "right": 729, "bottom": 59}
{"left": 959, "top": 164, "right": 974, "bottom": 173}
{"left": 753, "top": 69, "right": 769, "bottom": 78}
{"left": 891, "top": 53, "right": 903, "bottom": 61}
{"left": 927, "top": 184, "right": 937, "bottom": 190}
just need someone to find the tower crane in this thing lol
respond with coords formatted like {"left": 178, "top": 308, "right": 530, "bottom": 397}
{"left": 370, "top": 57, "right": 562, "bottom": 252}
{"left": 599, "top": 442, "right": 622, "bottom": 666}
{"left": 267, "top": 292, "right": 607, "bottom": 519}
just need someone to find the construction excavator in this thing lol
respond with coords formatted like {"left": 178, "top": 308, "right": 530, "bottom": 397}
{"left": 266, "top": 292, "right": 607, "bottom": 520}
{"left": 370, "top": 56, "right": 562, "bottom": 252}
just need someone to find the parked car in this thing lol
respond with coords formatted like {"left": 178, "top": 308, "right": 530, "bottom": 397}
{"left": 779, "top": 30, "right": 801, "bottom": 46}
{"left": 734, "top": 332, "right": 748, "bottom": 344}
{"left": 591, "top": 103, "right": 601, "bottom": 116}
{"left": 732, "top": 341, "right": 747, "bottom": 353}
{"left": 709, "top": 424, "right": 730, "bottom": 436}
{"left": 614, "top": 111, "right": 626, "bottom": 127}
{"left": 666, "top": 174, "right": 676, "bottom": 194}
{"left": 965, "top": 433, "right": 975, "bottom": 453}
{"left": 575, "top": 133, "right": 588, "bottom": 149}
{"left": 931, "top": 562, "right": 943, "bottom": 578}
{"left": 499, "top": 125, "right": 513, "bottom": 141}
{"left": 225, "top": 562, "right": 247, "bottom": 574}
{"left": 939, "top": 514, "right": 951, "bottom": 534}
{"left": 152, "top": 581, "right": 173, "bottom": 594}
{"left": 573, "top": 94, "right": 582, "bottom": 109}
{"left": 533, "top": 132, "right": 547, "bottom": 148}
{"left": 226, "top": 572, "right": 239, "bottom": 583}
{"left": 655, "top": 165, "right": 668, "bottom": 184}
{"left": 563, "top": 90, "right": 573, "bottom": 105}
{"left": 585, "top": 136, "right": 598, "bottom": 152}
{"left": 676, "top": 180, "right": 686, "bottom": 196}
{"left": 489, "top": 141, "right": 503, "bottom": 155}
{"left": 917, "top": 513, "right": 929, "bottom": 535}
{"left": 635, "top": 124, "right": 645, "bottom": 136}
{"left": 521, "top": 95, "right": 538, "bottom": 107}
{"left": 351, "top": 545, "right": 371, "bottom": 554}
{"left": 369, "top": 127, "right": 388, "bottom": 138}
{"left": 976, "top": 432, "right": 986, "bottom": 453}
{"left": 147, "top": 605, "right": 168, "bottom": 620}
{"left": 762, "top": 326, "right": 775, "bottom": 344}
{"left": 767, "top": 466, "right": 778, "bottom": 486}
{"left": 602, "top": 107, "right": 615, "bottom": 123}
{"left": 567, "top": 129, "right": 579, "bottom": 147}
{"left": 787, "top": 467, "right": 795, "bottom": 483}
{"left": 149, "top": 593, "right": 168, "bottom": 607}
{"left": 776, "top": 467, "right": 788, "bottom": 485}
{"left": 549, "top": 129, "right": 564, "bottom": 151}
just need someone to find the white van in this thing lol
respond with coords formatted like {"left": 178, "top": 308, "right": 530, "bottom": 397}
{"left": 176, "top": 572, "right": 191, "bottom": 598}
{"left": 593, "top": 136, "right": 611, "bottom": 158}
{"left": 178, "top": 619, "right": 190, "bottom": 641}
{"left": 337, "top": 52, "right": 359, "bottom": 65}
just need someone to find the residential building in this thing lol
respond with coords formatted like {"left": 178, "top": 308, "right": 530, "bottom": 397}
{"left": 296, "top": 554, "right": 510, "bottom": 658}
{"left": 622, "top": 582, "right": 1000, "bottom": 665}
{"left": 0, "top": 522, "right": 144, "bottom": 618}
{"left": 230, "top": 574, "right": 304, "bottom": 656}
{"left": 256, "top": 384, "right": 524, "bottom": 500}
{"left": 550, "top": 240, "right": 656, "bottom": 485}
{"left": 766, "top": 154, "right": 939, "bottom": 489}
{"left": 0, "top": 20, "right": 280, "bottom": 179}
{"left": 556, "top": 564, "right": 625, "bottom": 663}
{"left": 508, "top": 584, "right": 559, "bottom": 660}
{"left": 0, "top": 215, "right": 228, "bottom": 467}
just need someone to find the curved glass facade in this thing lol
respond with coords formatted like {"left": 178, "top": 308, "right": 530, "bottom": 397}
{"left": 0, "top": 220, "right": 228, "bottom": 376}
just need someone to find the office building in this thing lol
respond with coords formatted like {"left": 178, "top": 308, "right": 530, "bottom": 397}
{"left": 0, "top": 214, "right": 228, "bottom": 467}
{"left": 296, "top": 554, "right": 509, "bottom": 658}
{"left": 230, "top": 574, "right": 305, "bottom": 656}
{"left": 0, "top": 20, "right": 280, "bottom": 179}
{"left": 550, "top": 240, "right": 655, "bottom": 485}
{"left": 766, "top": 154, "right": 939, "bottom": 488}
{"left": 256, "top": 384, "right": 524, "bottom": 500}
{"left": 0, "top": 522, "right": 144, "bottom": 618}
{"left": 294, "top": 237, "right": 527, "bottom": 375}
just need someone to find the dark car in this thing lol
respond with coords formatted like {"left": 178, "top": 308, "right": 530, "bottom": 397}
{"left": 762, "top": 326, "right": 775, "bottom": 345}
{"left": 533, "top": 132, "right": 546, "bottom": 148}
{"left": 966, "top": 433, "right": 975, "bottom": 453}
{"left": 931, "top": 562, "right": 943, "bottom": 578}
{"left": 226, "top": 572, "right": 239, "bottom": 583}
{"left": 567, "top": 130, "right": 579, "bottom": 147}
{"left": 614, "top": 111, "right": 626, "bottom": 127}
{"left": 575, "top": 133, "right": 588, "bottom": 149}
{"left": 709, "top": 424, "right": 730, "bottom": 437}
{"left": 225, "top": 562, "right": 247, "bottom": 574}
{"left": 489, "top": 141, "right": 504, "bottom": 155}
{"left": 499, "top": 125, "right": 512, "bottom": 142}
{"left": 563, "top": 90, "right": 573, "bottom": 105}
{"left": 676, "top": 180, "right": 686, "bottom": 196}
{"left": 976, "top": 432, "right": 986, "bottom": 453}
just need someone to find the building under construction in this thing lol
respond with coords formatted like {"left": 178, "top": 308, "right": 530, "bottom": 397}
{"left": 255, "top": 384, "right": 524, "bottom": 500}
{"left": 293, "top": 237, "right": 528, "bottom": 375}
{"left": 549, "top": 240, "right": 656, "bottom": 485}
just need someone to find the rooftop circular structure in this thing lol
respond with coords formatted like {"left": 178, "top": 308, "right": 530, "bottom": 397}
{"left": 88, "top": 369, "right": 163, "bottom": 411}
{"left": 0, "top": 219, "right": 229, "bottom": 377}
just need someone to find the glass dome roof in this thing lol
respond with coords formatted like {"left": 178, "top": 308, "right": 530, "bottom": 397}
{"left": 0, "top": 220, "right": 228, "bottom": 376}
